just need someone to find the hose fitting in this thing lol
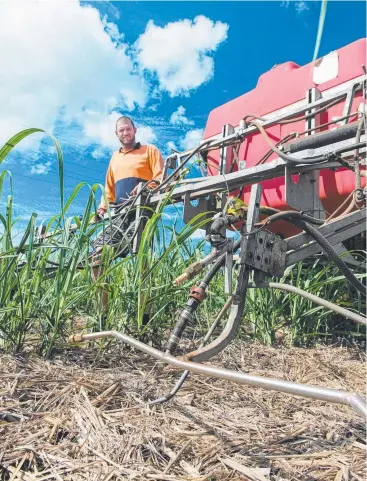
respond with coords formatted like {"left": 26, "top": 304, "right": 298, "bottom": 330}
{"left": 69, "top": 333, "right": 85, "bottom": 343}
{"left": 208, "top": 213, "right": 242, "bottom": 248}
{"left": 189, "top": 285, "right": 207, "bottom": 303}
{"left": 165, "top": 306, "right": 195, "bottom": 353}
{"left": 166, "top": 282, "right": 208, "bottom": 353}
{"left": 173, "top": 261, "right": 204, "bottom": 286}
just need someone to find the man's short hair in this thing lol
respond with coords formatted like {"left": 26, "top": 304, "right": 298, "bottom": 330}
{"left": 116, "top": 116, "right": 135, "bottom": 129}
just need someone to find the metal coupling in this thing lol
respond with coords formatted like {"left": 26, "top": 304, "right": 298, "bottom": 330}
{"left": 165, "top": 308, "right": 194, "bottom": 353}
{"left": 207, "top": 233, "right": 226, "bottom": 248}
{"left": 355, "top": 188, "right": 366, "bottom": 201}
{"left": 189, "top": 286, "right": 207, "bottom": 303}
{"left": 173, "top": 261, "right": 204, "bottom": 286}
{"left": 68, "top": 333, "right": 85, "bottom": 343}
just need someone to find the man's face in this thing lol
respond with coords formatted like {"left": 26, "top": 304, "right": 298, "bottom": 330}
{"left": 115, "top": 120, "right": 137, "bottom": 147}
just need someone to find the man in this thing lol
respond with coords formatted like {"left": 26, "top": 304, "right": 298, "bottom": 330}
{"left": 91, "top": 115, "right": 164, "bottom": 313}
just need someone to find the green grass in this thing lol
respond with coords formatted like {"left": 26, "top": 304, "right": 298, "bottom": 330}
{"left": 0, "top": 130, "right": 365, "bottom": 356}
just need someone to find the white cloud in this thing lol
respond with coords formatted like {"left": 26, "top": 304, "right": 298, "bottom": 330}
{"left": 281, "top": 1, "right": 310, "bottom": 14}
{"left": 0, "top": 3, "right": 225, "bottom": 165}
{"left": 31, "top": 161, "right": 52, "bottom": 176}
{"left": 83, "top": 111, "right": 156, "bottom": 150}
{"left": 169, "top": 106, "right": 194, "bottom": 125}
{"left": 47, "top": 146, "right": 56, "bottom": 155}
{"left": 135, "top": 15, "right": 228, "bottom": 96}
{"left": 91, "top": 147, "right": 107, "bottom": 160}
{"left": 295, "top": 2, "right": 309, "bottom": 14}
{"left": 0, "top": 1, "right": 147, "bottom": 151}
{"left": 138, "top": 125, "right": 157, "bottom": 145}
{"left": 163, "top": 140, "right": 179, "bottom": 157}
{"left": 180, "top": 129, "right": 204, "bottom": 150}
{"left": 166, "top": 140, "right": 179, "bottom": 152}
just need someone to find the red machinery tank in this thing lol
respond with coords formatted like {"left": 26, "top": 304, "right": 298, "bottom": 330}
{"left": 204, "top": 38, "right": 366, "bottom": 237}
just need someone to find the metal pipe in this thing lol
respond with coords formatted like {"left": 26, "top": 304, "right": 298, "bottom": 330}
{"left": 268, "top": 282, "right": 366, "bottom": 326}
{"left": 69, "top": 330, "right": 367, "bottom": 419}
{"left": 148, "top": 297, "right": 233, "bottom": 406}
{"left": 173, "top": 249, "right": 218, "bottom": 286}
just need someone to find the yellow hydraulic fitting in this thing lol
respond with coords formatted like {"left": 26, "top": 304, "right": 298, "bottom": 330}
{"left": 226, "top": 197, "right": 248, "bottom": 216}
{"left": 68, "top": 333, "right": 85, "bottom": 343}
{"left": 226, "top": 196, "right": 278, "bottom": 217}
{"left": 173, "top": 261, "right": 204, "bottom": 286}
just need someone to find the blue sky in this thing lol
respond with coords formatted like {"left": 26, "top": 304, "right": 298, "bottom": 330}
{"left": 0, "top": 0, "right": 366, "bottom": 236}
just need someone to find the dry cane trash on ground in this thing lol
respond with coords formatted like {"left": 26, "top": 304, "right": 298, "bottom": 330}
{"left": 0, "top": 341, "right": 366, "bottom": 481}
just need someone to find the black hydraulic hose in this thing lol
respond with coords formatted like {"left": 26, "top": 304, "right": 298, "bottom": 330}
{"left": 263, "top": 210, "right": 324, "bottom": 227}
{"left": 297, "top": 220, "right": 366, "bottom": 296}
{"left": 280, "top": 217, "right": 366, "bottom": 295}
{"left": 259, "top": 211, "right": 364, "bottom": 295}
{"left": 286, "top": 121, "right": 362, "bottom": 154}
{"left": 152, "top": 139, "right": 214, "bottom": 193}
{"left": 148, "top": 296, "right": 233, "bottom": 405}
{"left": 202, "top": 238, "right": 241, "bottom": 286}
{"left": 250, "top": 120, "right": 366, "bottom": 165}
{"left": 148, "top": 371, "right": 190, "bottom": 406}
{"left": 165, "top": 239, "right": 241, "bottom": 355}
{"left": 201, "top": 252, "right": 227, "bottom": 285}
{"left": 210, "top": 214, "right": 241, "bottom": 234}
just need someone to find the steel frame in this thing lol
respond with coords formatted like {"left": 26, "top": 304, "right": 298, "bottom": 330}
{"left": 66, "top": 76, "right": 367, "bottom": 419}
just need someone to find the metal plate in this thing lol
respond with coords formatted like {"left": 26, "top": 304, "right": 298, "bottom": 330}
{"left": 245, "top": 231, "right": 287, "bottom": 277}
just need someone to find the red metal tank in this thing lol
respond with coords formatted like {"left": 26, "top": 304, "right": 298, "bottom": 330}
{"left": 204, "top": 39, "right": 366, "bottom": 237}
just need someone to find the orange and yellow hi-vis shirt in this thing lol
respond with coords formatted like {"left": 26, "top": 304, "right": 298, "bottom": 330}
{"left": 99, "top": 142, "right": 164, "bottom": 209}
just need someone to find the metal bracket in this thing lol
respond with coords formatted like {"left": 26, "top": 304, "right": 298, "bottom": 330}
{"left": 245, "top": 231, "right": 287, "bottom": 277}
{"left": 285, "top": 169, "right": 325, "bottom": 218}
{"left": 224, "top": 239, "right": 234, "bottom": 295}
{"left": 285, "top": 87, "right": 325, "bottom": 220}
{"left": 238, "top": 184, "right": 263, "bottom": 266}
{"left": 285, "top": 209, "right": 366, "bottom": 266}
{"left": 183, "top": 192, "right": 217, "bottom": 225}
{"left": 219, "top": 124, "right": 235, "bottom": 174}
{"left": 339, "top": 82, "right": 359, "bottom": 125}
{"left": 160, "top": 154, "right": 178, "bottom": 185}
{"left": 306, "top": 87, "right": 322, "bottom": 133}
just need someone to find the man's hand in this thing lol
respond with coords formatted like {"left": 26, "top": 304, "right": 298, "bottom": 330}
{"left": 97, "top": 207, "right": 106, "bottom": 218}
{"left": 130, "top": 179, "right": 160, "bottom": 198}
{"left": 90, "top": 207, "right": 106, "bottom": 224}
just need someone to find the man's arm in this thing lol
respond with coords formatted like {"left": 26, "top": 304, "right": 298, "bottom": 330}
{"left": 98, "top": 162, "right": 116, "bottom": 213}
{"left": 148, "top": 145, "right": 164, "bottom": 188}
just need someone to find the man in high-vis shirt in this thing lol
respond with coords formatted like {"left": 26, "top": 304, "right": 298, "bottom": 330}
{"left": 91, "top": 115, "right": 164, "bottom": 312}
